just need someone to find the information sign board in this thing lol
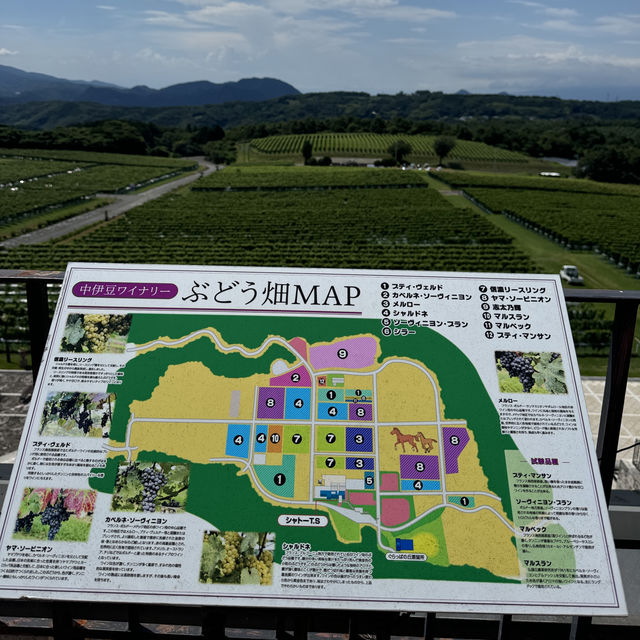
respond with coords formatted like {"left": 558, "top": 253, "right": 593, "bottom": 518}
{"left": 0, "top": 263, "right": 626, "bottom": 614}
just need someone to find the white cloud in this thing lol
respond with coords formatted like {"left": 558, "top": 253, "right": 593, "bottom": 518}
{"left": 165, "top": 0, "right": 452, "bottom": 22}
{"left": 187, "top": 3, "right": 274, "bottom": 27}
{"left": 544, "top": 8, "right": 578, "bottom": 18}
{"left": 0, "top": 47, "right": 17, "bottom": 55}
{"left": 538, "top": 19, "right": 585, "bottom": 32}
{"left": 143, "top": 11, "right": 191, "bottom": 28}
{"left": 508, "top": 1, "right": 545, "bottom": 8}
{"left": 509, "top": 2, "right": 579, "bottom": 18}
{"left": 453, "top": 35, "right": 640, "bottom": 95}
{"left": 134, "top": 47, "right": 200, "bottom": 70}
{"left": 96, "top": 5, "right": 116, "bottom": 10}
{"left": 596, "top": 15, "right": 640, "bottom": 36}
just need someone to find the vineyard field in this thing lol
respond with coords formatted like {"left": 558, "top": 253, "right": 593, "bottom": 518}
{"left": 196, "top": 165, "right": 427, "bottom": 189}
{"left": 0, "top": 169, "right": 535, "bottom": 273}
{"left": 465, "top": 187, "right": 640, "bottom": 271}
{"left": 435, "top": 170, "right": 640, "bottom": 197}
{"left": 0, "top": 158, "right": 196, "bottom": 231}
{"left": 0, "top": 148, "right": 195, "bottom": 168}
{"left": 0, "top": 158, "right": 92, "bottom": 184}
{"left": 249, "top": 133, "right": 531, "bottom": 164}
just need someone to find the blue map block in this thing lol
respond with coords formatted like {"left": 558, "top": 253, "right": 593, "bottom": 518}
{"left": 346, "top": 457, "right": 375, "bottom": 470}
{"left": 225, "top": 424, "right": 251, "bottom": 458}
{"left": 401, "top": 479, "right": 441, "bottom": 491}
{"left": 285, "top": 387, "right": 311, "bottom": 420}
{"left": 346, "top": 427, "right": 373, "bottom": 452}
{"left": 317, "top": 402, "right": 348, "bottom": 421}
{"left": 396, "top": 538, "right": 414, "bottom": 551}
{"left": 254, "top": 425, "right": 268, "bottom": 453}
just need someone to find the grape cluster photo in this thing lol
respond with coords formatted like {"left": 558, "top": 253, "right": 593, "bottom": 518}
{"left": 14, "top": 488, "right": 96, "bottom": 542}
{"left": 39, "top": 391, "right": 115, "bottom": 438}
{"left": 496, "top": 351, "right": 567, "bottom": 394}
{"left": 110, "top": 461, "right": 189, "bottom": 513}
{"left": 199, "top": 531, "right": 275, "bottom": 586}
{"left": 60, "top": 313, "right": 132, "bottom": 354}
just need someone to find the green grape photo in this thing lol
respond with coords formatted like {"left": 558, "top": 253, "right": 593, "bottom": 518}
{"left": 110, "top": 461, "right": 189, "bottom": 513}
{"left": 40, "top": 391, "right": 115, "bottom": 437}
{"left": 496, "top": 351, "right": 568, "bottom": 394}
{"left": 199, "top": 531, "right": 275, "bottom": 586}
{"left": 13, "top": 488, "right": 96, "bottom": 542}
{"left": 60, "top": 313, "right": 132, "bottom": 353}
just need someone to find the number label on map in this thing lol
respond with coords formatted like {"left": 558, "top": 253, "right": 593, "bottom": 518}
{"left": 325, "top": 457, "right": 336, "bottom": 468}
{"left": 270, "top": 433, "right": 280, "bottom": 444}
{"left": 233, "top": 435, "right": 244, "bottom": 446}
{"left": 291, "top": 373, "right": 300, "bottom": 383}
{"left": 327, "top": 390, "right": 336, "bottom": 400}
{"left": 415, "top": 461, "right": 425, "bottom": 472}
{"left": 337, "top": 349, "right": 348, "bottom": 359}
{"left": 450, "top": 435, "right": 460, "bottom": 445}
{"left": 414, "top": 480, "right": 423, "bottom": 490}
{"left": 325, "top": 433, "right": 336, "bottom": 443}
{"left": 328, "top": 406, "right": 338, "bottom": 417}
{"left": 354, "top": 458, "right": 364, "bottom": 469}
{"left": 292, "top": 433, "right": 302, "bottom": 444}
{"left": 256, "top": 432, "right": 266, "bottom": 443}
{"left": 354, "top": 434, "right": 364, "bottom": 444}
{"left": 355, "top": 408, "right": 366, "bottom": 418}
{"left": 274, "top": 473, "right": 286, "bottom": 486}
{"left": 294, "top": 398, "right": 304, "bottom": 408}
{"left": 266, "top": 398, "right": 276, "bottom": 408}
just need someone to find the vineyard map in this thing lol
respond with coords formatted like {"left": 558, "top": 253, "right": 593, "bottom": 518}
{"left": 90, "top": 313, "right": 562, "bottom": 584}
{"left": 0, "top": 265, "right": 625, "bottom": 614}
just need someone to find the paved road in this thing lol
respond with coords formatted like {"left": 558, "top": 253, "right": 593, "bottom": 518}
{"left": 0, "top": 159, "right": 218, "bottom": 248}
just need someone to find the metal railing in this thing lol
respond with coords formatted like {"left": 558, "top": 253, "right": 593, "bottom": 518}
{"left": 0, "top": 270, "right": 638, "bottom": 639}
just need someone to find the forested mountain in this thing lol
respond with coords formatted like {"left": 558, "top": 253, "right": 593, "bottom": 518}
{"left": 0, "top": 64, "right": 299, "bottom": 108}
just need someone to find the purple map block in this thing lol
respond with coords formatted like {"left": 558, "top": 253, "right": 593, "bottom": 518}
{"left": 443, "top": 427, "right": 470, "bottom": 474}
{"left": 270, "top": 365, "right": 312, "bottom": 387}
{"left": 256, "top": 387, "right": 285, "bottom": 420}
{"left": 348, "top": 403, "right": 372, "bottom": 421}
{"left": 400, "top": 455, "right": 440, "bottom": 480}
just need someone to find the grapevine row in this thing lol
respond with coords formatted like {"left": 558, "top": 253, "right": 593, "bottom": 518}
{"left": 250, "top": 133, "right": 529, "bottom": 162}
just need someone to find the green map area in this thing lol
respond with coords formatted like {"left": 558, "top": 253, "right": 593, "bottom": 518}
{"left": 89, "top": 314, "right": 574, "bottom": 584}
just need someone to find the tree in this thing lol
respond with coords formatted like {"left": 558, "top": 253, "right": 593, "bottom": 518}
{"left": 433, "top": 136, "right": 456, "bottom": 165}
{"left": 387, "top": 139, "right": 412, "bottom": 164}
{"left": 576, "top": 145, "right": 640, "bottom": 184}
{"left": 302, "top": 139, "right": 313, "bottom": 164}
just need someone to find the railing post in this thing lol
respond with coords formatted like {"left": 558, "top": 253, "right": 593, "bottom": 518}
{"left": 596, "top": 299, "right": 639, "bottom": 503}
{"left": 25, "top": 279, "right": 51, "bottom": 382}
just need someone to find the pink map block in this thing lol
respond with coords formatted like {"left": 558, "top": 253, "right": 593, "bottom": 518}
{"left": 381, "top": 473, "right": 399, "bottom": 492}
{"left": 349, "top": 492, "right": 376, "bottom": 506}
{"left": 381, "top": 498, "right": 410, "bottom": 527}
{"left": 309, "top": 337, "right": 378, "bottom": 370}
{"left": 289, "top": 337, "right": 308, "bottom": 359}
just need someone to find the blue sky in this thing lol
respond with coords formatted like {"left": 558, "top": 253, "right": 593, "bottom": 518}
{"left": 2, "top": 1, "right": 640, "bottom": 99}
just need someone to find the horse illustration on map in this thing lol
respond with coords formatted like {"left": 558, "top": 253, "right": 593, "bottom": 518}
{"left": 390, "top": 427, "right": 418, "bottom": 453}
{"left": 415, "top": 431, "right": 438, "bottom": 453}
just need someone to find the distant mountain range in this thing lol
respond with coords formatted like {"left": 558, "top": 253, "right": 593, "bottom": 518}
{"left": 0, "top": 64, "right": 300, "bottom": 107}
